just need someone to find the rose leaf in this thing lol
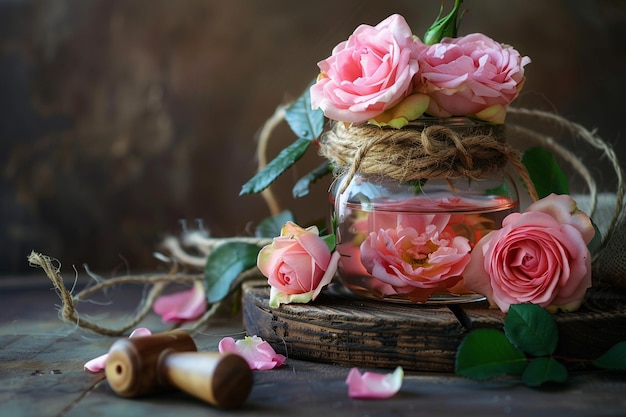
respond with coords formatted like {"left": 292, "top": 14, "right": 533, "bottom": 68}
{"left": 240, "top": 137, "right": 312, "bottom": 195}
{"left": 255, "top": 210, "right": 295, "bottom": 238}
{"left": 292, "top": 161, "right": 332, "bottom": 198}
{"left": 321, "top": 233, "right": 336, "bottom": 252}
{"left": 423, "top": 0, "right": 464, "bottom": 45}
{"left": 504, "top": 304, "right": 559, "bottom": 356}
{"left": 204, "top": 242, "right": 260, "bottom": 303}
{"left": 593, "top": 341, "right": 626, "bottom": 370}
{"left": 587, "top": 219, "right": 603, "bottom": 255}
{"left": 522, "top": 146, "right": 569, "bottom": 198}
{"left": 285, "top": 81, "right": 325, "bottom": 141}
{"left": 455, "top": 328, "right": 527, "bottom": 380}
{"left": 522, "top": 357, "right": 568, "bottom": 387}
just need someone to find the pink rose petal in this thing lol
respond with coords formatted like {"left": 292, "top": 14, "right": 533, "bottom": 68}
{"left": 218, "top": 335, "right": 286, "bottom": 370}
{"left": 346, "top": 367, "right": 404, "bottom": 399}
{"left": 153, "top": 281, "right": 207, "bottom": 323}
{"left": 84, "top": 327, "right": 152, "bottom": 372}
{"left": 526, "top": 193, "right": 595, "bottom": 244}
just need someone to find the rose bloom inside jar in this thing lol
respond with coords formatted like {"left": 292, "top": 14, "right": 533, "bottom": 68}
{"left": 330, "top": 172, "right": 520, "bottom": 303}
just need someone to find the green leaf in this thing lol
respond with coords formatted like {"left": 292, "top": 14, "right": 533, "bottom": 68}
{"left": 522, "top": 357, "right": 568, "bottom": 387}
{"left": 285, "top": 81, "right": 325, "bottom": 141}
{"left": 522, "top": 147, "right": 569, "bottom": 199}
{"left": 321, "top": 233, "right": 336, "bottom": 252}
{"left": 292, "top": 161, "right": 332, "bottom": 198}
{"left": 486, "top": 181, "right": 511, "bottom": 198}
{"left": 423, "top": 0, "right": 464, "bottom": 45}
{"left": 504, "top": 304, "right": 558, "bottom": 356}
{"left": 204, "top": 242, "right": 260, "bottom": 303}
{"left": 593, "top": 341, "right": 626, "bottom": 370}
{"left": 240, "top": 137, "right": 312, "bottom": 195}
{"left": 456, "top": 328, "right": 527, "bottom": 380}
{"left": 240, "top": 82, "right": 325, "bottom": 196}
{"left": 405, "top": 179, "right": 427, "bottom": 194}
{"left": 255, "top": 210, "right": 295, "bottom": 238}
{"left": 587, "top": 219, "right": 602, "bottom": 255}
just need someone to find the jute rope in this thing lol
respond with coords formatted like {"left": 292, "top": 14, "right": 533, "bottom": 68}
{"left": 319, "top": 119, "right": 539, "bottom": 201}
{"left": 27, "top": 238, "right": 266, "bottom": 335}
{"left": 27, "top": 251, "right": 200, "bottom": 336}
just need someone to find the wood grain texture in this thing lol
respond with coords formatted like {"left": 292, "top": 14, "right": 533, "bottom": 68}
{"left": 242, "top": 281, "right": 626, "bottom": 372}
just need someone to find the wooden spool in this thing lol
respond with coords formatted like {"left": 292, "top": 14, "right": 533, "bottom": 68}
{"left": 242, "top": 280, "right": 626, "bottom": 372}
{"left": 105, "top": 330, "right": 253, "bottom": 408}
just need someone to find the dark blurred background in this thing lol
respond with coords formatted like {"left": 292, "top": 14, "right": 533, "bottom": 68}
{"left": 2, "top": 0, "right": 625, "bottom": 276}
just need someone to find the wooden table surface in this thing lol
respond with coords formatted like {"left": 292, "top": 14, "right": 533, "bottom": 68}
{"left": 2, "top": 276, "right": 626, "bottom": 417}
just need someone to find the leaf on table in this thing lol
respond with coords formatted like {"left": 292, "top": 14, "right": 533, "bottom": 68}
{"left": 204, "top": 242, "right": 261, "bottom": 303}
{"left": 504, "top": 304, "right": 558, "bottom": 356}
{"left": 593, "top": 341, "right": 626, "bottom": 370}
{"left": 522, "top": 357, "right": 568, "bottom": 387}
{"left": 455, "top": 328, "right": 527, "bottom": 380}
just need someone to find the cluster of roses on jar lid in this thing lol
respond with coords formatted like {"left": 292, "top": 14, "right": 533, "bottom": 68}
{"left": 310, "top": 13, "right": 530, "bottom": 126}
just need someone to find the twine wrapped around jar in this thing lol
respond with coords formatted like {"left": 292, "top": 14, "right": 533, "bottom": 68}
{"left": 319, "top": 118, "right": 539, "bottom": 201}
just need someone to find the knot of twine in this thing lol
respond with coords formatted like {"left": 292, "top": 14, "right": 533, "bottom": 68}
{"left": 319, "top": 120, "right": 538, "bottom": 200}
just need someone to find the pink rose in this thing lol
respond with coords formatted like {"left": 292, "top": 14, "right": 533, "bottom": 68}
{"left": 310, "top": 14, "right": 425, "bottom": 124}
{"left": 360, "top": 220, "right": 471, "bottom": 302}
{"left": 417, "top": 33, "right": 530, "bottom": 123}
{"left": 464, "top": 194, "right": 594, "bottom": 312}
{"left": 257, "top": 221, "right": 340, "bottom": 307}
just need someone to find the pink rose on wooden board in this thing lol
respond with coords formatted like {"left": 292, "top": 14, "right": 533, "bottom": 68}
{"left": 310, "top": 14, "right": 427, "bottom": 125}
{"left": 463, "top": 194, "right": 595, "bottom": 313}
{"left": 417, "top": 33, "right": 530, "bottom": 123}
{"left": 257, "top": 221, "right": 340, "bottom": 308}
{"left": 359, "top": 220, "right": 471, "bottom": 302}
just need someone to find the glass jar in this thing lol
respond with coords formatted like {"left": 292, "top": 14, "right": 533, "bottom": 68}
{"left": 328, "top": 119, "right": 521, "bottom": 304}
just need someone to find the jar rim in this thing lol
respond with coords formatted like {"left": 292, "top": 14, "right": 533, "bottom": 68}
{"left": 404, "top": 116, "right": 494, "bottom": 128}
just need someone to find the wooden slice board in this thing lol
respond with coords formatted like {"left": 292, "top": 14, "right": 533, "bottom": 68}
{"left": 242, "top": 280, "right": 626, "bottom": 372}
